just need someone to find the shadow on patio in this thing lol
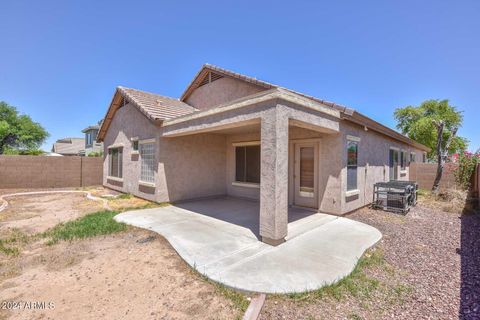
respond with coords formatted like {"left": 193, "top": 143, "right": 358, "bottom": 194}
{"left": 174, "top": 196, "right": 316, "bottom": 239}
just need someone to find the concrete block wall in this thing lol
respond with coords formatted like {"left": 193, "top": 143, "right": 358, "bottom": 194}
{"left": 409, "top": 162, "right": 458, "bottom": 190}
{"left": 0, "top": 155, "right": 103, "bottom": 189}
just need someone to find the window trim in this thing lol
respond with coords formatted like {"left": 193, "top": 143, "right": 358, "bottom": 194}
{"left": 410, "top": 152, "right": 416, "bottom": 163}
{"left": 346, "top": 138, "right": 359, "bottom": 192}
{"left": 139, "top": 141, "right": 156, "bottom": 185}
{"left": 400, "top": 149, "right": 407, "bottom": 171}
{"left": 108, "top": 147, "right": 123, "bottom": 179}
{"left": 232, "top": 141, "right": 260, "bottom": 147}
{"left": 233, "top": 142, "right": 261, "bottom": 186}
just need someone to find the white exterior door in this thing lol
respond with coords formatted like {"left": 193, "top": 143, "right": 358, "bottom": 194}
{"left": 294, "top": 143, "right": 318, "bottom": 208}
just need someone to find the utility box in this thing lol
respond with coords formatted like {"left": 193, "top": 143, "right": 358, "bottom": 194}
{"left": 372, "top": 181, "right": 418, "bottom": 214}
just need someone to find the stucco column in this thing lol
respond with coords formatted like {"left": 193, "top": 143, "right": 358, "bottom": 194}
{"left": 259, "top": 106, "right": 289, "bottom": 246}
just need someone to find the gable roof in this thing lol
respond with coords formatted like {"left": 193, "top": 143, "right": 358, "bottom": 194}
{"left": 179, "top": 64, "right": 429, "bottom": 151}
{"left": 97, "top": 86, "right": 198, "bottom": 141}
{"left": 180, "top": 64, "right": 355, "bottom": 115}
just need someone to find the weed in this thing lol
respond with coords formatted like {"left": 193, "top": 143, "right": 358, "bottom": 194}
{"left": 286, "top": 248, "right": 385, "bottom": 302}
{"left": 190, "top": 264, "right": 250, "bottom": 313}
{"left": 43, "top": 210, "right": 126, "bottom": 244}
{"left": 0, "top": 229, "right": 29, "bottom": 256}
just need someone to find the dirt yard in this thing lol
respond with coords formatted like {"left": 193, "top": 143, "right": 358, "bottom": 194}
{"left": 0, "top": 189, "right": 243, "bottom": 320}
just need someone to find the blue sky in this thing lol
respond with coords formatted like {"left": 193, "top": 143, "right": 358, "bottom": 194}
{"left": 1, "top": 1, "right": 479, "bottom": 151}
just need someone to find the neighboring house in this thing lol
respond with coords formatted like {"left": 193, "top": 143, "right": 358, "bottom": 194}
{"left": 51, "top": 138, "right": 85, "bottom": 156}
{"left": 97, "top": 64, "right": 429, "bottom": 246}
{"left": 82, "top": 121, "right": 103, "bottom": 156}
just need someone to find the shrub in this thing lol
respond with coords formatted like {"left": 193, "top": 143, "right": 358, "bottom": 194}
{"left": 454, "top": 151, "right": 480, "bottom": 190}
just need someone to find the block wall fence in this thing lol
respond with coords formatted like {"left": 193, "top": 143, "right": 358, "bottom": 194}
{"left": 0, "top": 155, "right": 103, "bottom": 189}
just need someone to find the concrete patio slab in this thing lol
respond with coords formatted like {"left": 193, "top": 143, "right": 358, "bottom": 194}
{"left": 114, "top": 197, "right": 382, "bottom": 293}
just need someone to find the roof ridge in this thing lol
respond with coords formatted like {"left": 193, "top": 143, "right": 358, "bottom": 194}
{"left": 117, "top": 86, "right": 183, "bottom": 102}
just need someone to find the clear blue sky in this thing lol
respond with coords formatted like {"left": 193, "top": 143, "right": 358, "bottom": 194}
{"left": 1, "top": 1, "right": 479, "bottom": 151}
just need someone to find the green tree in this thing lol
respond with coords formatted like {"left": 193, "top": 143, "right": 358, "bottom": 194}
{"left": 0, "top": 101, "right": 49, "bottom": 154}
{"left": 394, "top": 99, "right": 467, "bottom": 192}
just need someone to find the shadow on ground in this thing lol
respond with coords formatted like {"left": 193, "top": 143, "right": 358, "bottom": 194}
{"left": 460, "top": 211, "right": 480, "bottom": 319}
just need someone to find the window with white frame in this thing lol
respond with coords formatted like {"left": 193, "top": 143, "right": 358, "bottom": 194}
{"left": 108, "top": 147, "right": 123, "bottom": 178}
{"left": 235, "top": 145, "right": 260, "bottom": 184}
{"left": 347, "top": 140, "right": 358, "bottom": 191}
{"left": 140, "top": 142, "right": 155, "bottom": 183}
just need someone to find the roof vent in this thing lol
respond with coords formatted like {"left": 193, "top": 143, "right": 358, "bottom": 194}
{"left": 198, "top": 72, "right": 224, "bottom": 88}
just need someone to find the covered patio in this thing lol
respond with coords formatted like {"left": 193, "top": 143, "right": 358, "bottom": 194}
{"left": 115, "top": 197, "right": 382, "bottom": 293}
{"left": 161, "top": 88, "right": 343, "bottom": 245}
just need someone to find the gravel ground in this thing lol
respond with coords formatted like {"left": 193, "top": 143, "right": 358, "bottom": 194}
{"left": 261, "top": 203, "right": 480, "bottom": 320}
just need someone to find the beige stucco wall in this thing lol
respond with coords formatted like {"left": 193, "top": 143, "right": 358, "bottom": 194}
{"left": 104, "top": 100, "right": 426, "bottom": 218}
{"left": 185, "top": 77, "right": 266, "bottom": 110}
{"left": 225, "top": 126, "right": 343, "bottom": 214}
{"left": 103, "top": 102, "right": 227, "bottom": 203}
{"left": 339, "top": 121, "right": 425, "bottom": 213}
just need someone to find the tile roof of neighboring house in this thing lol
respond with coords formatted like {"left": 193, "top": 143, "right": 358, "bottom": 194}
{"left": 82, "top": 124, "right": 100, "bottom": 133}
{"left": 118, "top": 86, "right": 198, "bottom": 121}
{"left": 52, "top": 138, "right": 85, "bottom": 155}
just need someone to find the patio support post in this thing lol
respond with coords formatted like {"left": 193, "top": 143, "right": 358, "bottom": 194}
{"left": 259, "top": 105, "right": 289, "bottom": 245}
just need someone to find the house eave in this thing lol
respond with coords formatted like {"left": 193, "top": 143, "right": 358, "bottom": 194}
{"left": 164, "top": 88, "right": 341, "bottom": 128}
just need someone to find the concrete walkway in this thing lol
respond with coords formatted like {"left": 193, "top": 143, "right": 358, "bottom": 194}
{"left": 115, "top": 197, "right": 382, "bottom": 293}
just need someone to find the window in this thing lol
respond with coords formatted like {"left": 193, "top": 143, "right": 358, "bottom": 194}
{"left": 235, "top": 145, "right": 260, "bottom": 184}
{"left": 140, "top": 143, "right": 155, "bottom": 183}
{"left": 400, "top": 150, "right": 407, "bottom": 170}
{"left": 86, "top": 132, "right": 93, "bottom": 146}
{"left": 132, "top": 140, "right": 139, "bottom": 151}
{"left": 389, "top": 148, "right": 399, "bottom": 181}
{"left": 423, "top": 153, "right": 427, "bottom": 163}
{"left": 410, "top": 152, "right": 416, "bottom": 163}
{"left": 347, "top": 140, "right": 358, "bottom": 191}
{"left": 108, "top": 147, "right": 123, "bottom": 178}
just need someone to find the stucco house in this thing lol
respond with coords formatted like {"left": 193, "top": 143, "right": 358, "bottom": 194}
{"left": 97, "top": 64, "right": 429, "bottom": 246}
{"left": 81, "top": 121, "right": 104, "bottom": 156}
{"left": 51, "top": 137, "right": 85, "bottom": 156}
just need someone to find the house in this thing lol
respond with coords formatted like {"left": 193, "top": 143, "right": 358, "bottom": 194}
{"left": 81, "top": 121, "right": 104, "bottom": 156}
{"left": 51, "top": 138, "right": 85, "bottom": 156}
{"left": 97, "top": 64, "right": 429, "bottom": 246}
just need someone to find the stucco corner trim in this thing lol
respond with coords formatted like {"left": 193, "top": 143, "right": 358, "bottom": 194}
{"left": 107, "top": 176, "right": 124, "bottom": 182}
{"left": 139, "top": 181, "right": 156, "bottom": 188}
{"left": 232, "top": 181, "right": 260, "bottom": 189}
{"left": 345, "top": 189, "right": 360, "bottom": 197}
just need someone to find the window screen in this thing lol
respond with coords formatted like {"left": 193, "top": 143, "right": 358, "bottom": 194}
{"left": 235, "top": 145, "right": 260, "bottom": 183}
{"left": 109, "top": 147, "right": 123, "bottom": 178}
{"left": 140, "top": 143, "right": 155, "bottom": 183}
{"left": 347, "top": 141, "right": 358, "bottom": 191}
